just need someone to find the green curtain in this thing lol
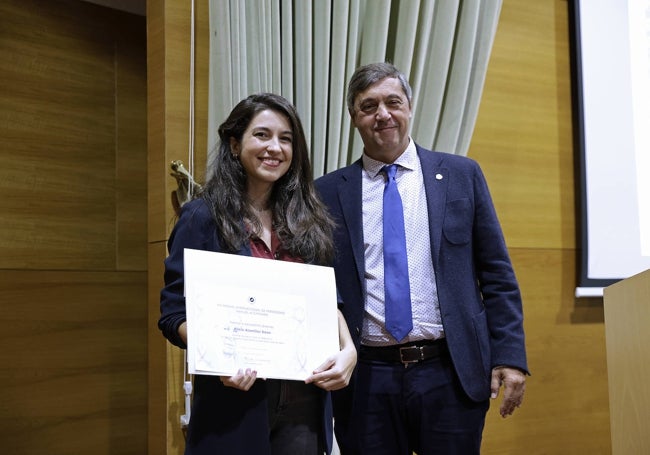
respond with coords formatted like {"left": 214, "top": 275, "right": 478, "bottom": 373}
{"left": 207, "top": 0, "right": 502, "bottom": 177}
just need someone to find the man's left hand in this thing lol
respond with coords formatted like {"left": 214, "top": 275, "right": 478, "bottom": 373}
{"left": 490, "top": 366, "right": 526, "bottom": 418}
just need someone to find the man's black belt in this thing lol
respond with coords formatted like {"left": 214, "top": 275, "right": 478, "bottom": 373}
{"left": 359, "top": 338, "right": 447, "bottom": 366}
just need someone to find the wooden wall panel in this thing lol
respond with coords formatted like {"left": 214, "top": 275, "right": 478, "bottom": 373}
{"left": 116, "top": 16, "right": 148, "bottom": 271}
{"left": 146, "top": 1, "right": 210, "bottom": 453}
{"left": 0, "top": 270, "right": 147, "bottom": 454}
{"left": 146, "top": 0, "right": 167, "bottom": 246}
{"left": 472, "top": 0, "right": 576, "bottom": 251}
{"left": 0, "top": 0, "right": 116, "bottom": 270}
{"left": 147, "top": 0, "right": 210, "bottom": 246}
{"left": 0, "top": 1, "right": 148, "bottom": 454}
{"left": 148, "top": 240, "right": 170, "bottom": 455}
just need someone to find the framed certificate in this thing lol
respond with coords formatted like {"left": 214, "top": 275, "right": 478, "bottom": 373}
{"left": 183, "top": 248, "right": 339, "bottom": 381}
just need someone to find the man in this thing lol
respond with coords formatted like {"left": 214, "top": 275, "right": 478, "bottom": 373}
{"left": 315, "top": 62, "right": 528, "bottom": 455}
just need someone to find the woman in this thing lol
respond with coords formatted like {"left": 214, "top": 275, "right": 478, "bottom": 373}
{"left": 159, "top": 93, "right": 356, "bottom": 454}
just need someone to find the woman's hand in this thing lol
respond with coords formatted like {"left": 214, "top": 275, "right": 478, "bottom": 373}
{"left": 220, "top": 368, "right": 258, "bottom": 391}
{"left": 305, "top": 310, "right": 357, "bottom": 391}
{"left": 305, "top": 346, "right": 356, "bottom": 391}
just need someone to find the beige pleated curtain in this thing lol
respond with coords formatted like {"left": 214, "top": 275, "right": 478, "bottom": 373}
{"left": 207, "top": 0, "right": 502, "bottom": 178}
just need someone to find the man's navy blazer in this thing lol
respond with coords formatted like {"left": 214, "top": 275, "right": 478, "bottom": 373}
{"left": 314, "top": 144, "right": 528, "bottom": 403}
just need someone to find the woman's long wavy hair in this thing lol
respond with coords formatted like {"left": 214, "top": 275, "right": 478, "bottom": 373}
{"left": 200, "top": 93, "right": 335, "bottom": 265}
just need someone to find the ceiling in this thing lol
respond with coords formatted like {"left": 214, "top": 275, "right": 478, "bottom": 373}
{"left": 80, "top": 0, "right": 146, "bottom": 16}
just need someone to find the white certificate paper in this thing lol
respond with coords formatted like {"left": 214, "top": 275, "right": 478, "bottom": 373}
{"left": 183, "top": 248, "right": 339, "bottom": 381}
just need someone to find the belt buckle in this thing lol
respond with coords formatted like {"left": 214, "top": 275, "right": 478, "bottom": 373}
{"left": 399, "top": 346, "right": 424, "bottom": 367}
